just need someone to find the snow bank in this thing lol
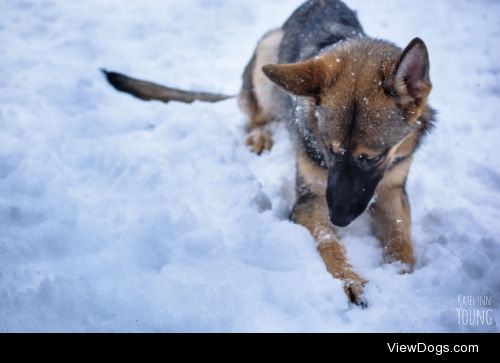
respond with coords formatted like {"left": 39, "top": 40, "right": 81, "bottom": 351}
{"left": 0, "top": 0, "right": 498, "bottom": 332}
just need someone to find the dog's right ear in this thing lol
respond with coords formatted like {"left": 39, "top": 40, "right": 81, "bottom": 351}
{"left": 394, "top": 38, "right": 431, "bottom": 101}
{"left": 262, "top": 58, "right": 331, "bottom": 98}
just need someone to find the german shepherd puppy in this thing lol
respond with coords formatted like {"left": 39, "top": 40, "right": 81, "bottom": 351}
{"left": 105, "top": 0, "right": 435, "bottom": 305}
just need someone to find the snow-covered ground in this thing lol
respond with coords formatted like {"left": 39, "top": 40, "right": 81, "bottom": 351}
{"left": 1, "top": 0, "right": 499, "bottom": 332}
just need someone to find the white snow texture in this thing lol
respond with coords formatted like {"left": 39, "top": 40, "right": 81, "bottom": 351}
{"left": 1, "top": 0, "right": 499, "bottom": 332}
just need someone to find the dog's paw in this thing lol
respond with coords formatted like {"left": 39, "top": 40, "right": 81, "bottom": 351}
{"left": 384, "top": 250, "right": 415, "bottom": 274}
{"left": 383, "top": 240, "right": 415, "bottom": 272}
{"left": 245, "top": 129, "right": 273, "bottom": 155}
{"left": 344, "top": 278, "right": 368, "bottom": 308}
{"left": 393, "top": 261, "right": 415, "bottom": 275}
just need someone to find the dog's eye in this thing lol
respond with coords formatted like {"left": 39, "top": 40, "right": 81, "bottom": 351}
{"left": 384, "top": 88, "right": 399, "bottom": 98}
{"left": 357, "top": 153, "right": 383, "bottom": 164}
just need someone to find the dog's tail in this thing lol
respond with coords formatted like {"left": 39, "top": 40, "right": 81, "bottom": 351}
{"left": 102, "top": 70, "right": 235, "bottom": 104}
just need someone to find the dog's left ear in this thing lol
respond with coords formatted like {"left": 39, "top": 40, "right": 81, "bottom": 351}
{"left": 394, "top": 38, "right": 431, "bottom": 100}
{"left": 262, "top": 58, "right": 330, "bottom": 98}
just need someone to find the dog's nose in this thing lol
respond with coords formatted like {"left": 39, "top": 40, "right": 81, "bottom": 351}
{"left": 329, "top": 211, "right": 355, "bottom": 228}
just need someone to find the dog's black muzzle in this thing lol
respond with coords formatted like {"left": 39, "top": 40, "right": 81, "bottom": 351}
{"left": 326, "top": 157, "right": 383, "bottom": 227}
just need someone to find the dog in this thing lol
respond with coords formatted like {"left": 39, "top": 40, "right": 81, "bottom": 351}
{"left": 104, "top": 0, "right": 435, "bottom": 306}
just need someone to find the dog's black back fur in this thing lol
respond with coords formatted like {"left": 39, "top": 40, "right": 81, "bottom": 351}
{"left": 279, "top": 0, "right": 364, "bottom": 64}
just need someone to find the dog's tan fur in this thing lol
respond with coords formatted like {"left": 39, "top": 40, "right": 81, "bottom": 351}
{"left": 240, "top": 37, "right": 433, "bottom": 304}
{"left": 239, "top": 30, "right": 284, "bottom": 155}
{"left": 294, "top": 150, "right": 367, "bottom": 299}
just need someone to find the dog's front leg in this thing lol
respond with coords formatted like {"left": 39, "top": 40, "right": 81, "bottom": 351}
{"left": 292, "top": 194, "right": 367, "bottom": 305}
{"left": 371, "top": 184, "right": 415, "bottom": 271}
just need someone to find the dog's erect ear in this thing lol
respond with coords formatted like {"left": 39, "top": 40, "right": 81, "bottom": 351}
{"left": 394, "top": 38, "right": 431, "bottom": 100}
{"left": 262, "top": 58, "right": 330, "bottom": 98}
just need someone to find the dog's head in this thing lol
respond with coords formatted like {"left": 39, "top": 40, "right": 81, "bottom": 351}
{"left": 263, "top": 38, "right": 432, "bottom": 227}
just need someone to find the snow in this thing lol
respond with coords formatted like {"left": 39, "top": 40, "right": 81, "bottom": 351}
{"left": 1, "top": 0, "right": 499, "bottom": 332}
